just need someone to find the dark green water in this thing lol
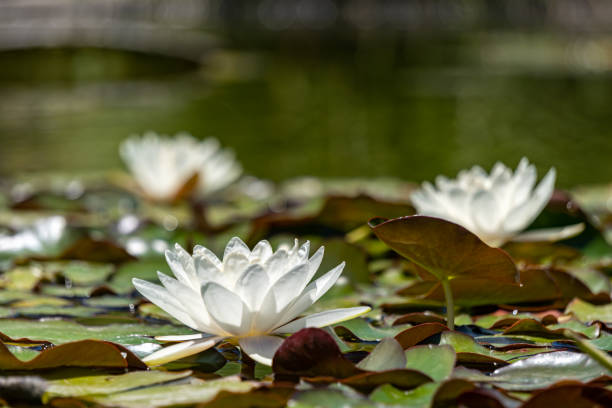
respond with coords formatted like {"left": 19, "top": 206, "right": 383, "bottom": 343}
{"left": 0, "top": 40, "right": 610, "bottom": 187}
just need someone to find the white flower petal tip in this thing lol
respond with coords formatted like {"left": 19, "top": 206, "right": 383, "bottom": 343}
{"left": 119, "top": 132, "right": 241, "bottom": 202}
{"left": 154, "top": 333, "right": 210, "bottom": 342}
{"left": 273, "top": 306, "right": 372, "bottom": 334}
{"left": 410, "top": 158, "right": 568, "bottom": 247}
{"left": 238, "top": 335, "right": 285, "bottom": 366}
{"left": 132, "top": 237, "right": 365, "bottom": 361}
{"left": 142, "top": 337, "right": 221, "bottom": 366}
{"left": 512, "top": 222, "right": 586, "bottom": 243}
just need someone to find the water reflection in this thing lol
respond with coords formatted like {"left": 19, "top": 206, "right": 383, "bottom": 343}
{"left": 0, "top": 40, "right": 611, "bottom": 187}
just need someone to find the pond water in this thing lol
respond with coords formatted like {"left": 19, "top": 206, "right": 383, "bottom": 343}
{"left": 0, "top": 36, "right": 610, "bottom": 188}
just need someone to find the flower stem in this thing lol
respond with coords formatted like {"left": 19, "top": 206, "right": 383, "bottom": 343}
{"left": 240, "top": 352, "right": 256, "bottom": 380}
{"left": 440, "top": 278, "right": 455, "bottom": 330}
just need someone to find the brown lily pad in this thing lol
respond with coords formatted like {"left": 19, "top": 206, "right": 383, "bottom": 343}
{"left": 370, "top": 215, "right": 519, "bottom": 284}
{"left": 0, "top": 340, "right": 146, "bottom": 370}
{"left": 394, "top": 323, "right": 448, "bottom": 349}
{"left": 249, "top": 194, "right": 414, "bottom": 243}
{"left": 59, "top": 237, "right": 135, "bottom": 263}
{"left": 305, "top": 369, "right": 432, "bottom": 393}
{"left": 398, "top": 267, "right": 602, "bottom": 307}
{"left": 521, "top": 381, "right": 612, "bottom": 408}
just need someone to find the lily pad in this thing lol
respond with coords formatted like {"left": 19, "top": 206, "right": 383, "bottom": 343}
{"left": 0, "top": 339, "right": 145, "bottom": 370}
{"left": 85, "top": 376, "right": 255, "bottom": 408}
{"left": 369, "top": 216, "right": 518, "bottom": 283}
{"left": 45, "top": 370, "right": 193, "bottom": 399}
{"left": 454, "top": 351, "right": 611, "bottom": 391}
{"left": 566, "top": 298, "right": 612, "bottom": 323}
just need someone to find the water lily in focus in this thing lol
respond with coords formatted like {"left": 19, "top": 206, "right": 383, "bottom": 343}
{"left": 411, "top": 158, "right": 584, "bottom": 247}
{"left": 119, "top": 132, "right": 242, "bottom": 202}
{"left": 133, "top": 237, "right": 370, "bottom": 366}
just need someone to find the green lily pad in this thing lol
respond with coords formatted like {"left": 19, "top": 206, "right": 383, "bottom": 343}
{"left": 45, "top": 370, "right": 192, "bottom": 400}
{"left": 0, "top": 319, "right": 194, "bottom": 347}
{"left": 439, "top": 331, "right": 543, "bottom": 367}
{"left": 357, "top": 338, "right": 406, "bottom": 371}
{"left": 334, "top": 318, "right": 410, "bottom": 342}
{"left": 454, "top": 351, "right": 610, "bottom": 390}
{"left": 566, "top": 298, "right": 612, "bottom": 323}
{"left": 370, "top": 383, "right": 439, "bottom": 408}
{"left": 404, "top": 345, "right": 456, "bottom": 382}
{"left": 85, "top": 376, "right": 255, "bottom": 408}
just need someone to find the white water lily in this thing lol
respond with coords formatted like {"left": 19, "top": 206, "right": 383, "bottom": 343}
{"left": 0, "top": 216, "right": 67, "bottom": 256}
{"left": 120, "top": 132, "right": 241, "bottom": 202}
{"left": 133, "top": 238, "right": 370, "bottom": 366}
{"left": 411, "top": 158, "right": 584, "bottom": 247}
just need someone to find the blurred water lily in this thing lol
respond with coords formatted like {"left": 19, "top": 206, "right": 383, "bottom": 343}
{"left": 0, "top": 216, "right": 67, "bottom": 257}
{"left": 411, "top": 158, "right": 584, "bottom": 246}
{"left": 120, "top": 132, "right": 242, "bottom": 202}
{"left": 133, "top": 237, "right": 370, "bottom": 366}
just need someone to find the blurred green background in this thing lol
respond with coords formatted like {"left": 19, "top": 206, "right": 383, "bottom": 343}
{"left": 0, "top": 0, "right": 611, "bottom": 187}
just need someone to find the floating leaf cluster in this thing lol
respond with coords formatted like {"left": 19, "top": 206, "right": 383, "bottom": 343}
{"left": 0, "top": 163, "right": 611, "bottom": 407}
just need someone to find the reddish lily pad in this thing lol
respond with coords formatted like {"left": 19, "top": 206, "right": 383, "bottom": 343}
{"left": 521, "top": 381, "right": 612, "bottom": 408}
{"left": 272, "top": 328, "right": 360, "bottom": 379}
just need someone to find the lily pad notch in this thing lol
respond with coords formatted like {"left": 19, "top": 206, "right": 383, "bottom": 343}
{"left": 369, "top": 215, "right": 520, "bottom": 329}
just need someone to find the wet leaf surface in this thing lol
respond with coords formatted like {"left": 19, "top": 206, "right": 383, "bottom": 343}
{"left": 0, "top": 176, "right": 611, "bottom": 406}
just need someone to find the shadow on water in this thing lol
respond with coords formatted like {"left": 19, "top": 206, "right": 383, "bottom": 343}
{"left": 0, "top": 38, "right": 611, "bottom": 187}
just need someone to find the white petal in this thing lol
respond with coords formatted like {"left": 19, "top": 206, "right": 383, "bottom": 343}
{"left": 155, "top": 333, "right": 209, "bottom": 342}
{"left": 165, "top": 244, "right": 198, "bottom": 290}
{"left": 285, "top": 240, "right": 302, "bottom": 269}
{"left": 435, "top": 175, "right": 453, "bottom": 192}
{"left": 193, "top": 245, "right": 222, "bottom": 269}
{"left": 273, "top": 286, "right": 317, "bottom": 330}
{"left": 143, "top": 337, "right": 221, "bottom": 366}
{"left": 297, "top": 241, "right": 310, "bottom": 262}
{"left": 356, "top": 338, "right": 406, "bottom": 371}
{"left": 471, "top": 190, "right": 500, "bottom": 234}
{"left": 512, "top": 223, "right": 585, "bottom": 243}
{"left": 234, "top": 264, "right": 270, "bottom": 310}
{"left": 503, "top": 167, "right": 556, "bottom": 233}
{"left": 238, "top": 335, "right": 284, "bottom": 366}
{"left": 156, "top": 272, "right": 213, "bottom": 329}
{"left": 201, "top": 282, "right": 247, "bottom": 335}
{"left": 132, "top": 278, "right": 199, "bottom": 330}
{"left": 510, "top": 160, "right": 537, "bottom": 207}
{"left": 224, "top": 237, "right": 250, "bottom": 260}
{"left": 311, "top": 262, "right": 345, "bottom": 299}
{"left": 270, "top": 262, "right": 311, "bottom": 312}
{"left": 223, "top": 252, "right": 250, "bottom": 284}
{"left": 250, "top": 289, "right": 279, "bottom": 333}
{"left": 265, "top": 249, "right": 289, "bottom": 282}
{"left": 306, "top": 246, "right": 324, "bottom": 282}
{"left": 249, "top": 240, "right": 273, "bottom": 263}
{"left": 194, "top": 254, "right": 222, "bottom": 284}
{"left": 273, "top": 306, "right": 371, "bottom": 334}
{"left": 274, "top": 261, "right": 346, "bottom": 328}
